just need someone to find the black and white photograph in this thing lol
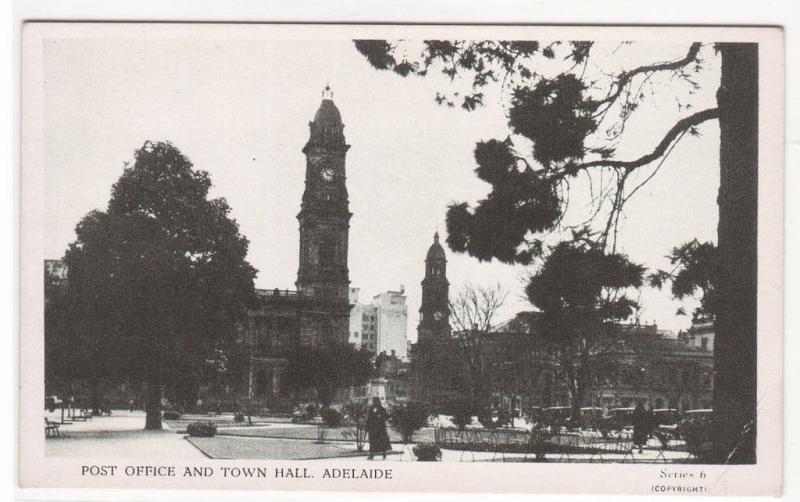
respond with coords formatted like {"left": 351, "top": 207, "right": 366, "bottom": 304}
{"left": 18, "top": 22, "right": 783, "bottom": 495}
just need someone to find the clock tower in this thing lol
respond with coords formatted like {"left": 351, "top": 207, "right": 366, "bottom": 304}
{"left": 417, "top": 232, "right": 450, "bottom": 341}
{"left": 296, "top": 86, "right": 352, "bottom": 346}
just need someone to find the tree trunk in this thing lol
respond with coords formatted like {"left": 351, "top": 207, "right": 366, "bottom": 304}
{"left": 144, "top": 380, "right": 163, "bottom": 430}
{"left": 90, "top": 379, "right": 101, "bottom": 416}
{"left": 562, "top": 356, "right": 582, "bottom": 425}
{"left": 713, "top": 43, "right": 758, "bottom": 464}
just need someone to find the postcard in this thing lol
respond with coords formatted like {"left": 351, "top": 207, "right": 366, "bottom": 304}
{"left": 19, "top": 22, "right": 784, "bottom": 496}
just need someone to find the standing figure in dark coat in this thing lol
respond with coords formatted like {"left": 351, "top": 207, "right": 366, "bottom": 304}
{"left": 632, "top": 402, "right": 649, "bottom": 453}
{"left": 366, "top": 397, "right": 391, "bottom": 460}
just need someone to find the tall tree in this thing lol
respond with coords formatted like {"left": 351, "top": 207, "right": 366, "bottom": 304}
{"left": 355, "top": 39, "right": 758, "bottom": 462}
{"left": 526, "top": 233, "right": 645, "bottom": 421}
{"left": 63, "top": 141, "right": 257, "bottom": 429}
{"left": 287, "top": 343, "right": 374, "bottom": 406}
{"left": 649, "top": 239, "right": 718, "bottom": 320}
{"left": 448, "top": 283, "right": 509, "bottom": 403}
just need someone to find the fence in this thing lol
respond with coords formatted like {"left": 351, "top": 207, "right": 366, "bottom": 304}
{"left": 434, "top": 427, "right": 659, "bottom": 463}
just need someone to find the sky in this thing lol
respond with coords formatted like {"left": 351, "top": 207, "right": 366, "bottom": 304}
{"left": 42, "top": 30, "right": 721, "bottom": 340}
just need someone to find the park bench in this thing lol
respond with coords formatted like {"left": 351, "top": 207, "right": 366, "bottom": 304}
{"left": 45, "top": 418, "right": 60, "bottom": 437}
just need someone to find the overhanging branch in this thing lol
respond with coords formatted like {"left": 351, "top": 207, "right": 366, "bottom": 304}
{"left": 562, "top": 107, "right": 719, "bottom": 177}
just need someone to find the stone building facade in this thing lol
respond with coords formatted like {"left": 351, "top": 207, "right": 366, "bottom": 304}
{"left": 408, "top": 235, "right": 714, "bottom": 416}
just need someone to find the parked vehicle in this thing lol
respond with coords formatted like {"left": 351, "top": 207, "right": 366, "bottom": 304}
{"left": 579, "top": 407, "right": 603, "bottom": 429}
{"left": 683, "top": 408, "right": 713, "bottom": 420}
{"left": 603, "top": 407, "right": 636, "bottom": 429}
{"left": 653, "top": 408, "right": 680, "bottom": 426}
{"left": 542, "top": 406, "right": 572, "bottom": 428}
{"left": 525, "top": 406, "right": 544, "bottom": 426}
{"left": 44, "top": 396, "right": 62, "bottom": 412}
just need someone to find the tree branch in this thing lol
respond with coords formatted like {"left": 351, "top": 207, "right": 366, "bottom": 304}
{"left": 562, "top": 107, "right": 719, "bottom": 177}
{"left": 595, "top": 42, "right": 702, "bottom": 112}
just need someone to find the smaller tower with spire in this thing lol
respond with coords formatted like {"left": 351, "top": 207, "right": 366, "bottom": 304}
{"left": 417, "top": 232, "right": 450, "bottom": 342}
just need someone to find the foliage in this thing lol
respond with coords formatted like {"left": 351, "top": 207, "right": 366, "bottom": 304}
{"left": 354, "top": 40, "right": 712, "bottom": 256}
{"left": 287, "top": 343, "right": 374, "bottom": 406}
{"left": 342, "top": 399, "right": 370, "bottom": 451}
{"left": 186, "top": 421, "right": 217, "bottom": 438}
{"left": 291, "top": 403, "right": 319, "bottom": 423}
{"left": 526, "top": 233, "right": 644, "bottom": 419}
{"left": 162, "top": 410, "right": 181, "bottom": 420}
{"left": 445, "top": 397, "right": 482, "bottom": 430}
{"left": 478, "top": 408, "right": 512, "bottom": 430}
{"left": 497, "top": 409, "right": 512, "bottom": 427}
{"left": 320, "top": 407, "right": 343, "bottom": 428}
{"left": 61, "top": 141, "right": 258, "bottom": 429}
{"left": 478, "top": 411, "right": 498, "bottom": 430}
{"left": 648, "top": 239, "right": 718, "bottom": 318}
{"left": 354, "top": 36, "right": 759, "bottom": 464}
{"left": 678, "top": 414, "right": 714, "bottom": 461}
{"left": 233, "top": 412, "right": 245, "bottom": 423}
{"left": 448, "top": 283, "right": 508, "bottom": 402}
{"left": 390, "top": 401, "right": 429, "bottom": 443}
{"left": 526, "top": 234, "right": 644, "bottom": 324}
{"left": 412, "top": 443, "right": 442, "bottom": 462}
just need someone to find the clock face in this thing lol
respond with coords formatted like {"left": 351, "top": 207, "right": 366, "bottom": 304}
{"left": 320, "top": 165, "right": 335, "bottom": 182}
{"left": 433, "top": 311, "right": 444, "bottom": 321}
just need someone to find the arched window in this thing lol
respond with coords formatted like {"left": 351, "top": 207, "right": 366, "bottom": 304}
{"left": 321, "top": 320, "right": 336, "bottom": 343}
{"left": 255, "top": 371, "right": 272, "bottom": 397}
{"left": 318, "top": 238, "right": 336, "bottom": 269}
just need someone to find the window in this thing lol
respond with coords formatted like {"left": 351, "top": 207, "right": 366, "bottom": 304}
{"left": 318, "top": 238, "right": 336, "bottom": 269}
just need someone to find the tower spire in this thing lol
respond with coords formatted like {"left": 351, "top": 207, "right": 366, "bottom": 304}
{"left": 322, "top": 83, "right": 334, "bottom": 99}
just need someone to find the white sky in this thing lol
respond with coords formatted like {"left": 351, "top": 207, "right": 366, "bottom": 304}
{"left": 42, "top": 33, "right": 721, "bottom": 340}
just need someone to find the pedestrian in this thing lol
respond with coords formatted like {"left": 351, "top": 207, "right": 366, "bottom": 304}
{"left": 129, "top": 399, "right": 135, "bottom": 413}
{"left": 366, "top": 397, "right": 391, "bottom": 460}
{"left": 632, "top": 402, "right": 648, "bottom": 453}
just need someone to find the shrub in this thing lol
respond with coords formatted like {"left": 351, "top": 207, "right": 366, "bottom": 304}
{"left": 233, "top": 412, "right": 245, "bottom": 423}
{"left": 342, "top": 399, "right": 370, "bottom": 451}
{"left": 163, "top": 410, "right": 181, "bottom": 420}
{"left": 291, "top": 403, "right": 319, "bottom": 423}
{"left": 448, "top": 398, "right": 479, "bottom": 430}
{"left": 412, "top": 443, "right": 442, "bottom": 461}
{"left": 186, "top": 421, "right": 217, "bottom": 438}
{"left": 479, "top": 410, "right": 498, "bottom": 430}
{"left": 320, "top": 407, "right": 343, "bottom": 427}
{"left": 391, "top": 402, "right": 429, "bottom": 443}
{"left": 678, "top": 415, "right": 714, "bottom": 461}
{"left": 498, "top": 409, "right": 512, "bottom": 427}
